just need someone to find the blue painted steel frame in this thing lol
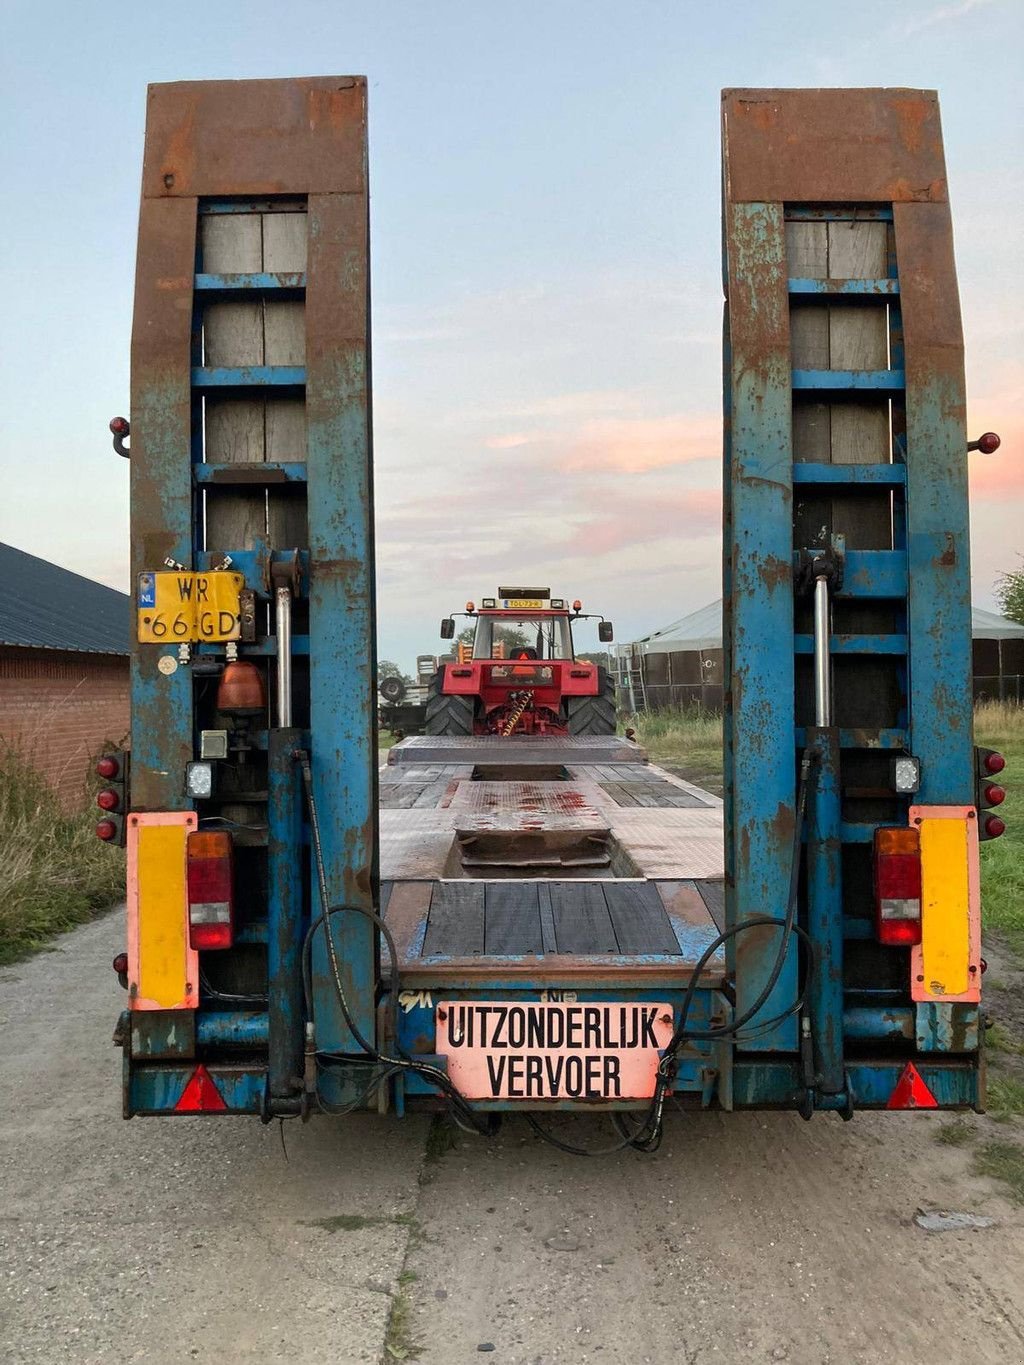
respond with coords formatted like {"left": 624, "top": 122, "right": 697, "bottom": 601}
{"left": 305, "top": 191, "right": 380, "bottom": 1103}
{"left": 723, "top": 200, "right": 799, "bottom": 1052}
{"left": 896, "top": 203, "right": 974, "bottom": 803}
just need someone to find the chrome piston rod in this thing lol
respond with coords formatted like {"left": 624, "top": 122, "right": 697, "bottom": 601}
{"left": 275, "top": 586, "right": 293, "bottom": 728}
{"left": 813, "top": 573, "right": 832, "bottom": 728}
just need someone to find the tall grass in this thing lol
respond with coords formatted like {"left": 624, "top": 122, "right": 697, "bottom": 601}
{"left": 0, "top": 745, "right": 125, "bottom": 965}
{"left": 633, "top": 700, "right": 1023, "bottom": 948}
{"left": 628, "top": 706, "right": 724, "bottom": 794}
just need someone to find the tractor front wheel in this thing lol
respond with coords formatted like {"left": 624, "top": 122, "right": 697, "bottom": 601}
{"left": 567, "top": 668, "right": 618, "bottom": 736}
{"left": 424, "top": 668, "right": 475, "bottom": 736}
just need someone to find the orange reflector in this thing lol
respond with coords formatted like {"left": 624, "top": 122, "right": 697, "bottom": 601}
{"left": 875, "top": 827, "right": 919, "bottom": 856}
{"left": 188, "top": 830, "right": 232, "bottom": 859}
{"left": 175, "top": 1064, "right": 228, "bottom": 1113}
{"left": 886, "top": 1062, "right": 938, "bottom": 1110}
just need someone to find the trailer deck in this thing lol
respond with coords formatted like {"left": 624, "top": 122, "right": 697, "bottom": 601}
{"left": 380, "top": 737, "right": 726, "bottom": 986}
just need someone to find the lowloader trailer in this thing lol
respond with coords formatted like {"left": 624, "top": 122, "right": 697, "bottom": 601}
{"left": 105, "top": 80, "right": 1006, "bottom": 1147}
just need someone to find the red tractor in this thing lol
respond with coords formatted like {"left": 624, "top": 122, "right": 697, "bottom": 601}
{"left": 427, "top": 587, "right": 617, "bottom": 737}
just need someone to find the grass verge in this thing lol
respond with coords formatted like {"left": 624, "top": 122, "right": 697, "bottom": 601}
{"left": 973, "top": 1141, "right": 1024, "bottom": 1204}
{"left": 629, "top": 706, "right": 724, "bottom": 794}
{"left": 0, "top": 746, "right": 124, "bottom": 966}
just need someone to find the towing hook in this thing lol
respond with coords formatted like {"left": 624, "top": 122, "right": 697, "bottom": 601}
{"left": 967, "top": 431, "right": 1000, "bottom": 454}
{"left": 110, "top": 416, "right": 130, "bottom": 459}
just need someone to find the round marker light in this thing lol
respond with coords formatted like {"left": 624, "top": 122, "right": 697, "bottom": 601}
{"left": 984, "top": 815, "right": 1006, "bottom": 839}
{"left": 465, "top": 601, "right": 475, "bottom": 612}
{"left": 109, "top": 416, "right": 130, "bottom": 436}
{"left": 977, "top": 432, "right": 1000, "bottom": 454}
{"left": 572, "top": 599, "right": 582, "bottom": 612}
{"left": 984, "top": 784, "right": 1006, "bottom": 807}
{"left": 984, "top": 751, "right": 1006, "bottom": 774}
{"left": 96, "top": 755, "right": 120, "bottom": 779}
{"left": 96, "top": 819, "right": 117, "bottom": 842}
{"left": 112, "top": 952, "right": 128, "bottom": 975}
{"left": 96, "top": 788, "right": 120, "bottom": 812}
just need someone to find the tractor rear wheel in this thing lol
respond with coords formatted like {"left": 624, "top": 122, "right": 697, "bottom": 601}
{"left": 567, "top": 668, "right": 618, "bottom": 736}
{"left": 424, "top": 668, "right": 475, "bottom": 736}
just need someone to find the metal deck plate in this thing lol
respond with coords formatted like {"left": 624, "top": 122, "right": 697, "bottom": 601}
{"left": 387, "top": 735, "right": 648, "bottom": 765}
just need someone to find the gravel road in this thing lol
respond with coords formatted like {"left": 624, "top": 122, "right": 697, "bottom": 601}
{"left": 3, "top": 911, "right": 1023, "bottom": 1365}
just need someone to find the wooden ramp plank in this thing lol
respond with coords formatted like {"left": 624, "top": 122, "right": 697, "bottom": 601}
{"left": 603, "top": 883, "right": 680, "bottom": 955}
{"left": 696, "top": 879, "right": 726, "bottom": 931}
{"left": 484, "top": 883, "right": 543, "bottom": 955}
{"left": 423, "top": 883, "right": 485, "bottom": 958}
{"left": 550, "top": 882, "right": 618, "bottom": 953}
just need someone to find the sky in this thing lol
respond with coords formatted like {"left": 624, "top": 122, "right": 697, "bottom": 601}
{"left": 1, "top": 0, "right": 1020, "bottom": 670}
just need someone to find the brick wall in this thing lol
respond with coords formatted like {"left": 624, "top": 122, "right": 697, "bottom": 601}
{"left": 0, "top": 647, "right": 129, "bottom": 808}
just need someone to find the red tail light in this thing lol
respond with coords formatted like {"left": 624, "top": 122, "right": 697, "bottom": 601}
{"left": 873, "top": 827, "right": 922, "bottom": 946}
{"left": 186, "top": 830, "right": 234, "bottom": 950}
{"left": 982, "top": 783, "right": 1006, "bottom": 807}
{"left": 109, "top": 416, "right": 130, "bottom": 436}
{"left": 984, "top": 815, "right": 1006, "bottom": 839}
{"left": 96, "top": 819, "right": 118, "bottom": 842}
{"left": 96, "top": 755, "right": 120, "bottom": 779}
{"left": 983, "top": 751, "right": 1006, "bottom": 775}
{"left": 96, "top": 788, "right": 120, "bottom": 812}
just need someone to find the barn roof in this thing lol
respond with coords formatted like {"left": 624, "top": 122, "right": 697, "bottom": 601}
{"left": 0, "top": 542, "right": 130, "bottom": 655}
{"left": 633, "top": 599, "right": 1024, "bottom": 653}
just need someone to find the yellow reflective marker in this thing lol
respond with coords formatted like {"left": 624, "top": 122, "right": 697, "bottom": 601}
{"left": 910, "top": 806, "right": 980, "bottom": 1003}
{"left": 127, "top": 812, "right": 198, "bottom": 1010}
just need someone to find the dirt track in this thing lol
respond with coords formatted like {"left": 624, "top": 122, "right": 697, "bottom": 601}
{"left": 2, "top": 912, "right": 1023, "bottom": 1364}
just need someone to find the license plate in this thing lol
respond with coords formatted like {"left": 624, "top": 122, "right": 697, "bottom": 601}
{"left": 137, "top": 571, "right": 244, "bottom": 644}
{"left": 503, "top": 598, "right": 543, "bottom": 610}
{"left": 436, "top": 1001, "right": 674, "bottom": 1101}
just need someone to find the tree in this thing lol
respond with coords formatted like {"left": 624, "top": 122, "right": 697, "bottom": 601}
{"left": 995, "top": 559, "right": 1024, "bottom": 626}
{"left": 378, "top": 659, "right": 413, "bottom": 686}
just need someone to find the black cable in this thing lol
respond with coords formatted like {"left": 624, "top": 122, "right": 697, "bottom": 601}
{"left": 295, "top": 751, "right": 496, "bottom": 1136}
{"left": 528, "top": 746, "right": 821, "bottom": 1154}
{"left": 294, "top": 744, "right": 821, "bottom": 1155}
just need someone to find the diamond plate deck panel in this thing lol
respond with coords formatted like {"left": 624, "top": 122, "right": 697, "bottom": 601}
{"left": 388, "top": 735, "right": 647, "bottom": 765}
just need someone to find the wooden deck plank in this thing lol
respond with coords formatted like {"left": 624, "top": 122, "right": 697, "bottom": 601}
{"left": 484, "top": 883, "right": 543, "bottom": 954}
{"left": 696, "top": 879, "right": 726, "bottom": 931}
{"left": 603, "top": 882, "right": 680, "bottom": 954}
{"left": 550, "top": 882, "right": 618, "bottom": 953}
{"left": 423, "top": 883, "right": 485, "bottom": 958}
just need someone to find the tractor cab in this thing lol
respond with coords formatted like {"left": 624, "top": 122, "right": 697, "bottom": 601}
{"left": 431, "top": 588, "right": 616, "bottom": 737}
{"left": 471, "top": 595, "right": 575, "bottom": 663}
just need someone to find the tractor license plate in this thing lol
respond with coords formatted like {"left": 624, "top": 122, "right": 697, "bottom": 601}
{"left": 137, "top": 571, "right": 244, "bottom": 644}
{"left": 503, "top": 598, "right": 543, "bottom": 609}
{"left": 435, "top": 1001, "right": 674, "bottom": 1101}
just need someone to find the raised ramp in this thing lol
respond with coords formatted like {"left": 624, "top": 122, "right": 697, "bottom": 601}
{"left": 387, "top": 735, "right": 647, "bottom": 765}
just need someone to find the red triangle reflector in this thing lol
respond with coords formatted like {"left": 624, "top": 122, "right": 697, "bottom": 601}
{"left": 175, "top": 1064, "right": 228, "bottom": 1113}
{"left": 887, "top": 1062, "right": 938, "bottom": 1110}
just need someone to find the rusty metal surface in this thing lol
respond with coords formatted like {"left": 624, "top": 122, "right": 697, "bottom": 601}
{"left": 142, "top": 78, "right": 367, "bottom": 198}
{"left": 129, "top": 196, "right": 198, "bottom": 810}
{"left": 378, "top": 802, "right": 724, "bottom": 882}
{"left": 304, "top": 184, "right": 378, "bottom": 1066}
{"left": 894, "top": 203, "right": 972, "bottom": 805}
{"left": 722, "top": 88, "right": 948, "bottom": 204}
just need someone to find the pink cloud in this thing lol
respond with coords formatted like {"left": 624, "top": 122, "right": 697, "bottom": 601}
{"left": 558, "top": 413, "right": 721, "bottom": 475}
